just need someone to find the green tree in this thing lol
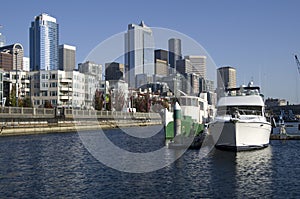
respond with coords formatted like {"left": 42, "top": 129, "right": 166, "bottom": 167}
{"left": 22, "top": 97, "right": 32, "bottom": 107}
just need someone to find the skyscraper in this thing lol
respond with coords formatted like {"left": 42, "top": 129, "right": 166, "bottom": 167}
{"left": 0, "top": 25, "right": 5, "bottom": 47}
{"left": 176, "top": 59, "right": 192, "bottom": 75}
{"left": 0, "top": 43, "right": 24, "bottom": 71}
{"left": 154, "top": 49, "right": 168, "bottom": 76}
{"left": 168, "top": 38, "right": 182, "bottom": 70}
{"left": 59, "top": 44, "right": 76, "bottom": 71}
{"left": 217, "top": 66, "right": 236, "bottom": 89}
{"left": 30, "top": 13, "right": 59, "bottom": 71}
{"left": 125, "top": 21, "right": 154, "bottom": 88}
{"left": 155, "top": 49, "right": 168, "bottom": 62}
{"left": 184, "top": 55, "right": 206, "bottom": 79}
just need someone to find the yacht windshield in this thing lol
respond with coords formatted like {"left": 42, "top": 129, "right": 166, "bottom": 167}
{"left": 217, "top": 106, "right": 262, "bottom": 116}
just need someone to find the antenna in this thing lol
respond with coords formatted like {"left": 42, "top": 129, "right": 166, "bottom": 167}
{"left": 294, "top": 54, "right": 300, "bottom": 103}
{"left": 295, "top": 54, "right": 300, "bottom": 76}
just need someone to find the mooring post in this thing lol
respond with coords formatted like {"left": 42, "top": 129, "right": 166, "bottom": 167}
{"left": 174, "top": 102, "right": 181, "bottom": 137}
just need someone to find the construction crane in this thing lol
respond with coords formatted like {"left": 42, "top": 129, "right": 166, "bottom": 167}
{"left": 294, "top": 54, "right": 300, "bottom": 75}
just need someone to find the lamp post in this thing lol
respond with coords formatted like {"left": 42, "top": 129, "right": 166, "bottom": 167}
{"left": 14, "top": 50, "right": 19, "bottom": 107}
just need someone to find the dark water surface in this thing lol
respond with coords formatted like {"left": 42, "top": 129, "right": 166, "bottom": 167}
{"left": 0, "top": 125, "right": 300, "bottom": 198}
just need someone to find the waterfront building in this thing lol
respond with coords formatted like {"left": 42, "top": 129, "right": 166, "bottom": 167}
{"left": 30, "top": 70, "right": 73, "bottom": 108}
{"left": 168, "top": 38, "right": 182, "bottom": 71}
{"left": 30, "top": 13, "right": 59, "bottom": 71}
{"left": 3, "top": 70, "right": 30, "bottom": 103}
{"left": 125, "top": 21, "right": 154, "bottom": 88}
{"left": 59, "top": 44, "right": 76, "bottom": 71}
{"left": 30, "top": 70, "right": 85, "bottom": 108}
{"left": 66, "top": 70, "right": 85, "bottom": 109}
{"left": 23, "top": 57, "right": 30, "bottom": 72}
{"left": 105, "top": 62, "right": 124, "bottom": 81}
{"left": 184, "top": 55, "right": 206, "bottom": 79}
{"left": 0, "top": 43, "right": 24, "bottom": 71}
{"left": 78, "top": 61, "right": 102, "bottom": 109}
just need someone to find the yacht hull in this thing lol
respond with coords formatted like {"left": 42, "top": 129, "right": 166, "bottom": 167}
{"left": 210, "top": 120, "right": 271, "bottom": 151}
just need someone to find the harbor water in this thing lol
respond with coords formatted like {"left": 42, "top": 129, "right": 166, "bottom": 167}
{"left": 0, "top": 124, "right": 300, "bottom": 198}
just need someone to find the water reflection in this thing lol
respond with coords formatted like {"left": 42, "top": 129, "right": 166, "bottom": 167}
{"left": 208, "top": 147, "right": 273, "bottom": 198}
{"left": 1, "top": 126, "right": 300, "bottom": 198}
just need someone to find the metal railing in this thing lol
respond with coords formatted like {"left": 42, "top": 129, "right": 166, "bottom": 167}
{"left": 0, "top": 107, "right": 161, "bottom": 120}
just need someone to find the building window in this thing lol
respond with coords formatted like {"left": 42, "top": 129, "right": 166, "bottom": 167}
{"left": 50, "top": 82, "right": 57, "bottom": 88}
{"left": 50, "top": 91, "right": 57, "bottom": 96}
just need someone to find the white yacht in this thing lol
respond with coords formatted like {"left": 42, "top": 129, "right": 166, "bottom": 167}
{"left": 209, "top": 83, "right": 272, "bottom": 151}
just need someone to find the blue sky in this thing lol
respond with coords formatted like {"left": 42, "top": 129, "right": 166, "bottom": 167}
{"left": 1, "top": 0, "right": 300, "bottom": 104}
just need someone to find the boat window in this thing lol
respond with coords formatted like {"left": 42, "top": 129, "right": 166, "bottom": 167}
{"left": 192, "top": 99, "right": 197, "bottom": 106}
{"left": 199, "top": 101, "right": 204, "bottom": 110}
{"left": 187, "top": 98, "right": 191, "bottom": 106}
{"left": 180, "top": 98, "right": 186, "bottom": 106}
{"left": 217, "top": 106, "right": 262, "bottom": 116}
{"left": 179, "top": 98, "right": 199, "bottom": 107}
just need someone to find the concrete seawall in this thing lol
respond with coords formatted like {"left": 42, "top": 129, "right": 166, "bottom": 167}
{"left": 0, "top": 120, "right": 162, "bottom": 136}
{"left": 0, "top": 108, "right": 163, "bottom": 136}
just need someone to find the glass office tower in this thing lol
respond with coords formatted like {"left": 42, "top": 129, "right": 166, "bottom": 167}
{"left": 30, "top": 13, "right": 59, "bottom": 71}
{"left": 125, "top": 21, "right": 154, "bottom": 88}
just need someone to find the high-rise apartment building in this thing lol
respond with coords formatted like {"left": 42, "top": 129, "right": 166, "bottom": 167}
{"left": 59, "top": 44, "right": 76, "bottom": 71}
{"left": 217, "top": 66, "right": 236, "bottom": 89}
{"left": 185, "top": 55, "right": 206, "bottom": 79}
{"left": 30, "top": 70, "right": 85, "bottom": 108}
{"left": 30, "top": 13, "right": 59, "bottom": 71}
{"left": 78, "top": 61, "right": 102, "bottom": 109}
{"left": 0, "top": 43, "right": 24, "bottom": 71}
{"left": 168, "top": 38, "right": 182, "bottom": 70}
{"left": 125, "top": 21, "right": 154, "bottom": 88}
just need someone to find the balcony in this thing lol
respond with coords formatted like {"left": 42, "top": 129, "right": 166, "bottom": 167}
{"left": 21, "top": 79, "right": 30, "bottom": 84}
{"left": 60, "top": 86, "right": 73, "bottom": 92}
{"left": 60, "top": 78, "right": 72, "bottom": 83}
{"left": 60, "top": 95, "right": 72, "bottom": 100}
{"left": 20, "top": 87, "right": 30, "bottom": 92}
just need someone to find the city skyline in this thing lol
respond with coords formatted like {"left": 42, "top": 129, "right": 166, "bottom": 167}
{"left": 1, "top": 1, "right": 300, "bottom": 103}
